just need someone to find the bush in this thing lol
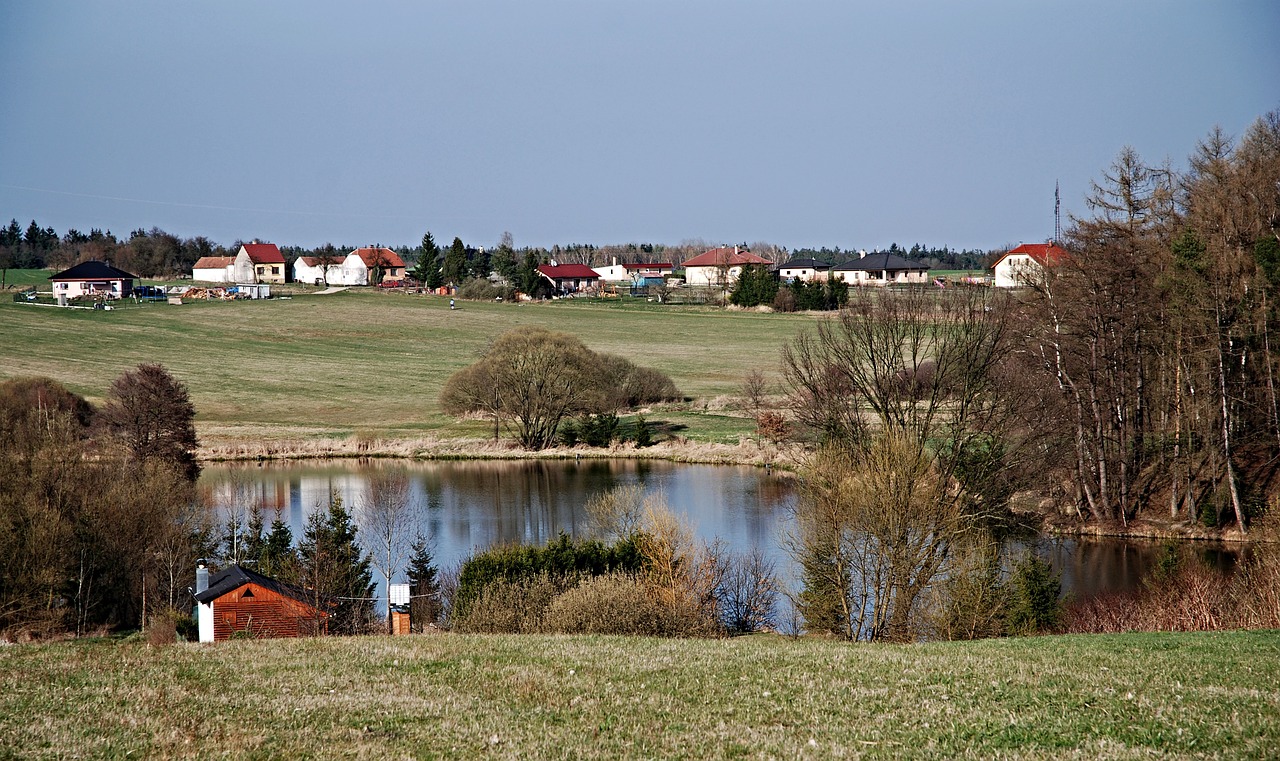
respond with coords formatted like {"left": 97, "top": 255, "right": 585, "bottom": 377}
{"left": 633, "top": 415, "right": 652, "bottom": 447}
{"left": 1005, "top": 554, "right": 1063, "bottom": 635}
{"left": 930, "top": 552, "right": 1007, "bottom": 641}
{"left": 542, "top": 573, "right": 716, "bottom": 637}
{"left": 453, "top": 533, "right": 643, "bottom": 620}
{"left": 579, "top": 412, "right": 620, "bottom": 447}
{"left": 456, "top": 277, "right": 515, "bottom": 302}
{"left": 451, "top": 572, "right": 574, "bottom": 634}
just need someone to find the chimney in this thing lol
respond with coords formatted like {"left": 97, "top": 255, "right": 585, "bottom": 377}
{"left": 859, "top": 249, "right": 868, "bottom": 259}
{"left": 196, "top": 559, "right": 209, "bottom": 595}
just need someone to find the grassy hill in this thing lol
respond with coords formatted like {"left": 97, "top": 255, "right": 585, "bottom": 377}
{"left": 1, "top": 630, "right": 1276, "bottom": 759}
{"left": 0, "top": 276, "right": 817, "bottom": 450}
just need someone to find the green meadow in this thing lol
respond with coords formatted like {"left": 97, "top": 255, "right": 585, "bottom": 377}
{"left": 1, "top": 630, "right": 1276, "bottom": 759}
{"left": 0, "top": 276, "right": 814, "bottom": 449}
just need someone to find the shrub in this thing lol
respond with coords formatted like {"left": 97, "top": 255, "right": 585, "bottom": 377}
{"left": 542, "top": 573, "right": 715, "bottom": 636}
{"left": 145, "top": 609, "right": 182, "bottom": 646}
{"left": 1004, "top": 554, "right": 1063, "bottom": 635}
{"left": 633, "top": 415, "right": 652, "bottom": 447}
{"left": 457, "top": 277, "right": 515, "bottom": 302}
{"left": 452, "top": 572, "right": 574, "bottom": 634}
{"left": 579, "top": 412, "right": 620, "bottom": 447}
{"left": 930, "top": 551, "right": 1007, "bottom": 641}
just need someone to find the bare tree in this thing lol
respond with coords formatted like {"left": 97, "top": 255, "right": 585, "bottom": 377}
{"left": 360, "top": 468, "right": 420, "bottom": 634}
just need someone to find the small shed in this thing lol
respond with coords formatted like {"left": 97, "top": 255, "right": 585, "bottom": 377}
{"left": 194, "top": 564, "right": 327, "bottom": 642}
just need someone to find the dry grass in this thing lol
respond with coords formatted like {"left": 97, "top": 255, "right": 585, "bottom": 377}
{"left": 1, "top": 630, "right": 1277, "bottom": 758}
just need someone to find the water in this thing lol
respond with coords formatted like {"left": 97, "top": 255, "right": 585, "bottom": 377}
{"left": 199, "top": 459, "right": 1239, "bottom": 604}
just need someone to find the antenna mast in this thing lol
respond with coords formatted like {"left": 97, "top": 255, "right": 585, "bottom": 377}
{"left": 1054, "top": 180, "right": 1062, "bottom": 244}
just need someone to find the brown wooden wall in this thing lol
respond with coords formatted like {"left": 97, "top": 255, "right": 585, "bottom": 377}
{"left": 211, "top": 583, "right": 326, "bottom": 641}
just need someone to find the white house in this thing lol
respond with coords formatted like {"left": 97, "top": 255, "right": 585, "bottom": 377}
{"left": 234, "top": 242, "right": 286, "bottom": 284}
{"left": 682, "top": 246, "right": 771, "bottom": 287}
{"left": 831, "top": 252, "right": 930, "bottom": 286}
{"left": 992, "top": 243, "right": 1066, "bottom": 288}
{"left": 777, "top": 258, "right": 831, "bottom": 283}
{"left": 594, "top": 259, "right": 677, "bottom": 284}
{"left": 48, "top": 260, "right": 139, "bottom": 299}
{"left": 292, "top": 247, "right": 407, "bottom": 286}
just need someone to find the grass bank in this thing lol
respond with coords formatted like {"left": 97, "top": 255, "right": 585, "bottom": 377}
{"left": 0, "top": 277, "right": 812, "bottom": 452}
{"left": 1, "top": 630, "right": 1276, "bottom": 758}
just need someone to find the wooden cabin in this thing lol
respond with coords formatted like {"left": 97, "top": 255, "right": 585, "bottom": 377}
{"left": 194, "top": 565, "right": 327, "bottom": 642}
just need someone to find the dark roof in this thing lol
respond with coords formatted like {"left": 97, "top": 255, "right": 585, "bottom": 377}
{"left": 194, "top": 564, "right": 316, "bottom": 606}
{"left": 538, "top": 264, "right": 600, "bottom": 279}
{"left": 49, "top": 260, "right": 139, "bottom": 281}
{"left": 832, "top": 253, "right": 928, "bottom": 272}
{"left": 779, "top": 258, "right": 830, "bottom": 270}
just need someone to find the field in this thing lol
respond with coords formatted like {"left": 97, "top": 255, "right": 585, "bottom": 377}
{"left": 0, "top": 273, "right": 819, "bottom": 451}
{"left": 1, "top": 630, "right": 1276, "bottom": 759}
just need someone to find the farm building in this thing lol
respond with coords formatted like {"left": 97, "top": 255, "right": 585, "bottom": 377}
{"left": 48, "top": 260, "right": 139, "bottom": 300}
{"left": 350, "top": 246, "right": 407, "bottom": 285}
{"left": 191, "top": 256, "right": 236, "bottom": 283}
{"left": 682, "top": 247, "right": 771, "bottom": 287}
{"left": 194, "top": 563, "right": 327, "bottom": 642}
{"left": 831, "top": 252, "right": 930, "bottom": 286}
{"left": 992, "top": 243, "right": 1067, "bottom": 288}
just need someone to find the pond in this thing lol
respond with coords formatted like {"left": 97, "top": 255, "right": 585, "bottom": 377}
{"left": 199, "top": 459, "right": 1240, "bottom": 607}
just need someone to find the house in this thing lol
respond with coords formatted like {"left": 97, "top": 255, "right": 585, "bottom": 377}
{"left": 293, "top": 247, "right": 407, "bottom": 286}
{"left": 777, "top": 258, "right": 831, "bottom": 283}
{"left": 350, "top": 246, "right": 407, "bottom": 285}
{"left": 234, "top": 242, "right": 286, "bottom": 284}
{"left": 48, "top": 260, "right": 139, "bottom": 300}
{"left": 194, "top": 562, "right": 327, "bottom": 642}
{"left": 992, "top": 243, "right": 1067, "bottom": 288}
{"left": 192, "top": 256, "right": 236, "bottom": 283}
{"left": 831, "top": 252, "right": 930, "bottom": 286}
{"left": 682, "top": 246, "right": 772, "bottom": 287}
{"left": 594, "top": 258, "right": 677, "bottom": 284}
{"left": 538, "top": 263, "right": 601, "bottom": 294}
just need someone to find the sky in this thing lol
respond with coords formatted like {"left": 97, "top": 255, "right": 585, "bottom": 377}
{"left": 1, "top": 1, "right": 1276, "bottom": 253}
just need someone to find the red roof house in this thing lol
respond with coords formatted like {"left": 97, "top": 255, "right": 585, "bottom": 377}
{"left": 351, "top": 247, "right": 407, "bottom": 284}
{"left": 682, "top": 246, "right": 771, "bottom": 287}
{"left": 992, "top": 243, "right": 1067, "bottom": 288}
{"left": 538, "top": 263, "right": 600, "bottom": 294}
{"left": 234, "top": 242, "right": 286, "bottom": 284}
{"left": 194, "top": 564, "right": 327, "bottom": 642}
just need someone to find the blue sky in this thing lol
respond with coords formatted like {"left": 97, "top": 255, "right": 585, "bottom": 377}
{"left": 1, "top": 1, "right": 1276, "bottom": 252}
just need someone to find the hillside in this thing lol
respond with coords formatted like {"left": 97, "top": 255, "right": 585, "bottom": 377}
{"left": 2, "top": 630, "right": 1277, "bottom": 759}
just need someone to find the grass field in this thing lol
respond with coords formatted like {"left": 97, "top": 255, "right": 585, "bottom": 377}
{"left": 1, "top": 630, "right": 1276, "bottom": 759}
{"left": 0, "top": 272, "right": 818, "bottom": 450}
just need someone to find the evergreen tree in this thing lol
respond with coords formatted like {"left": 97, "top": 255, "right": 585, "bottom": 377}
{"left": 443, "top": 237, "right": 468, "bottom": 286}
{"left": 491, "top": 232, "right": 517, "bottom": 281}
{"left": 298, "top": 493, "right": 374, "bottom": 636}
{"left": 259, "top": 517, "right": 298, "bottom": 580}
{"left": 406, "top": 534, "right": 440, "bottom": 630}
{"left": 413, "top": 232, "right": 439, "bottom": 283}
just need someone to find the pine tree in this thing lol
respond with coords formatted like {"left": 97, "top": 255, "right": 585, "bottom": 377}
{"left": 443, "top": 237, "right": 468, "bottom": 286}
{"left": 406, "top": 535, "right": 440, "bottom": 630}
{"left": 298, "top": 493, "right": 374, "bottom": 636}
{"left": 413, "top": 232, "right": 439, "bottom": 283}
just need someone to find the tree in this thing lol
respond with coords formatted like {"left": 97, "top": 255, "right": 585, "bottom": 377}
{"left": 440, "top": 327, "right": 607, "bottom": 449}
{"left": 491, "top": 232, "right": 517, "bottom": 282}
{"left": 443, "top": 237, "right": 468, "bottom": 286}
{"left": 313, "top": 243, "right": 341, "bottom": 286}
{"left": 783, "top": 287, "right": 1020, "bottom": 640}
{"left": 413, "top": 232, "right": 439, "bottom": 284}
{"left": 360, "top": 468, "right": 419, "bottom": 634}
{"left": 406, "top": 534, "right": 440, "bottom": 630}
{"left": 100, "top": 364, "right": 199, "bottom": 481}
{"left": 297, "top": 492, "right": 375, "bottom": 636}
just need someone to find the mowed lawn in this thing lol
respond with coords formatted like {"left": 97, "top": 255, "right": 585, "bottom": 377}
{"left": 1, "top": 630, "right": 1277, "bottom": 759}
{"left": 0, "top": 279, "right": 816, "bottom": 446}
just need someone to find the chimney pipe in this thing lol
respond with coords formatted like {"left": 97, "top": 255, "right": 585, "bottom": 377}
{"left": 196, "top": 559, "right": 209, "bottom": 595}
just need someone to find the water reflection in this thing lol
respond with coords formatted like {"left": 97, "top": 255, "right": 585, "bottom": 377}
{"left": 200, "top": 461, "right": 1240, "bottom": 604}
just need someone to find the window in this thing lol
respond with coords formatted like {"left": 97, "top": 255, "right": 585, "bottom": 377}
{"left": 242, "top": 588, "right": 255, "bottom": 599}
{"left": 271, "top": 266, "right": 280, "bottom": 275}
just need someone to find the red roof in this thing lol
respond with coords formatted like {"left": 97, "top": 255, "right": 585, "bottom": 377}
{"left": 240, "top": 243, "right": 284, "bottom": 264}
{"left": 193, "top": 256, "right": 235, "bottom": 269}
{"left": 351, "top": 247, "right": 406, "bottom": 268}
{"left": 538, "top": 264, "right": 600, "bottom": 279}
{"left": 1002, "top": 243, "right": 1067, "bottom": 268}
{"left": 682, "top": 247, "right": 771, "bottom": 268}
{"left": 623, "top": 262, "right": 674, "bottom": 271}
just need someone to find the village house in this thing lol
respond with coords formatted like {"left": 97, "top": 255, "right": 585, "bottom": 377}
{"left": 777, "top": 257, "right": 831, "bottom": 283}
{"left": 538, "top": 263, "right": 601, "bottom": 294}
{"left": 593, "top": 258, "right": 677, "bottom": 284}
{"left": 992, "top": 242, "right": 1066, "bottom": 288}
{"left": 234, "top": 242, "right": 286, "bottom": 284}
{"left": 294, "top": 247, "right": 406, "bottom": 286}
{"left": 682, "top": 246, "right": 772, "bottom": 287}
{"left": 48, "top": 260, "right": 139, "bottom": 300}
{"left": 831, "top": 252, "right": 930, "bottom": 286}
{"left": 194, "top": 562, "right": 327, "bottom": 642}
